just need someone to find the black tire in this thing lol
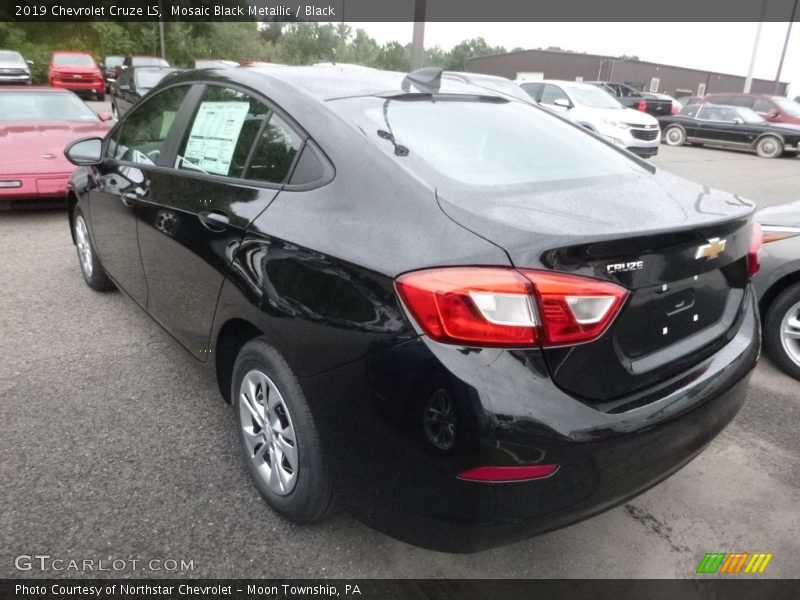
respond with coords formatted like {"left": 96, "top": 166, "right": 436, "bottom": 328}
{"left": 763, "top": 283, "right": 800, "bottom": 380}
{"left": 96, "top": 92, "right": 105, "bottom": 102}
{"left": 72, "top": 208, "right": 115, "bottom": 292}
{"left": 231, "top": 338, "right": 335, "bottom": 523}
{"left": 663, "top": 125, "right": 686, "bottom": 146}
{"left": 755, "top": 135, "right": 783, "bottom": 158}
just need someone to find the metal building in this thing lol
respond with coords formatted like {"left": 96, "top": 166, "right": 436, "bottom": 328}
{"left": 467, "top": 49, "right": 788, "bottom": 97}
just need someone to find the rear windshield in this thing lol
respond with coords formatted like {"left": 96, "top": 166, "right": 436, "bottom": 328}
{"left": 53, "top": 54, "right": 95, "bottom": 67}
{"left": 105, "top": 56, "right": 124, "bottom": 67}
{"left": 0, "top": 92, "right": 98, "bottom": 121}
{"left": 135, "top": 70, "right": 171, "bottom": 92}
{"left": 330, "top": 96, "right": 645, "bottom": 186}
{"left": 133, "top": 57, "right": 170, "bottom": 68}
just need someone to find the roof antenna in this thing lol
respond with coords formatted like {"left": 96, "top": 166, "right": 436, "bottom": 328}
{"left": 402, "top": 67, "right": 442, "bottom": 93}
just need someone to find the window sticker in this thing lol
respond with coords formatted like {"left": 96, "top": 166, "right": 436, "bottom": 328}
{"left": 183, "top": 101, "right": 250, "bottom": 175}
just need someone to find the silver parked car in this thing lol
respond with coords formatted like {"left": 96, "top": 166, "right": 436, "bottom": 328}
{"left": 0, "top": 50, "right": 32, "bottom": 85}
{"left": 754, "top": 201, "right": 800, "bottom": 379}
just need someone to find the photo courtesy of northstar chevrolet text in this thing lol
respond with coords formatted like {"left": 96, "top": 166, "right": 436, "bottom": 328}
{"left": 0, "top": 0, "right": 798, "bottom": 594}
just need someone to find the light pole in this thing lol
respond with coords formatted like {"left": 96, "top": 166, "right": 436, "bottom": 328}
{"left": 410, "top": 0, "right": 426, "bottom": 70}
{"left": 744, "top": 0, "right": 767, "bottom": 93}
{"left": 774, "top": 0, "right": 799, "bottom": 94}
{"left": 158, "top": 0, "right": 166, "bottom": 60}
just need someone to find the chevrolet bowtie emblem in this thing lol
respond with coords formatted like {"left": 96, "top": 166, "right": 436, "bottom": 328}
{"left": 695, "top": 238, "right": 726, "bottom": 260}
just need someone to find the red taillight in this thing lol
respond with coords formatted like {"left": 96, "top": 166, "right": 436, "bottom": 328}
{"left": 747, "top": 222, "right": 762, "bottom": 278}
{"left": 458, "top": 464, "right": 560, "bottom": 482}
{"left": 395, "top": 267, "right": 628, "bottom": 348}
{"left": 637, "top": 100, "right": 647, "bottom": 112}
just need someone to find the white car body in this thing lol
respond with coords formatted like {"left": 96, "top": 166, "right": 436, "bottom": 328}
{"left": 518, "top": 79, "right": 661, "bottom": 158}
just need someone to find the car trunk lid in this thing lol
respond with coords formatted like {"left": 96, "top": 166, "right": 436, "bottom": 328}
{"left": 436, "top": 169, "right": 755, "bottom": 404}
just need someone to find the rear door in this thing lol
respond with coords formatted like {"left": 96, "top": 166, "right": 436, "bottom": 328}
{"left": 135, "top": 82, "right": 304, "bottom": 358}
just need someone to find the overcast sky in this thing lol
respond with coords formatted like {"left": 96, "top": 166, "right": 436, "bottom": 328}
{"left": 350, "top": 22, "right": 800, "bottom": 96}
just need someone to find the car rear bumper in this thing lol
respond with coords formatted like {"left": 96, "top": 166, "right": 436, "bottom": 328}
{"left": 0, "top": 173, "right": 71, "bottom": 200}
{"left": 298, "top": 286, "right": 759, "bottom": 551}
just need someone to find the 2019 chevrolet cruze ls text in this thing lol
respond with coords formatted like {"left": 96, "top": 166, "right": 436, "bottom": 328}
{"left": 64, "top": 66, "right": 760, "bottom": 552}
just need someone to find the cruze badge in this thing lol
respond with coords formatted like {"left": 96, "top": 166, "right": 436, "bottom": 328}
{"left": 607, "top": 260, "right": 644, "bottom": 274}
{"left": 695, "top": 238, "right": 726, "bottom": 260}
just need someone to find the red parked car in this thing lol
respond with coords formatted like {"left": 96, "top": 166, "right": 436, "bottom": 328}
{"left": 0, "top": 87, "right": 110, "bottom": 203}
{"left": 702, "top": 92, "right": 800, "bottom": 125}
{"left": 48, "top": 51, "right": 105, "bottom": 101}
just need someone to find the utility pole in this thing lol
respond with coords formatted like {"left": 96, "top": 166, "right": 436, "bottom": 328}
{"left": 774, "top": 0, "right": 799, "bottom": 95}
{"left": 744, "top": 0, "right": 767, "bottom": 93}
{"left": 410, "top": 0, "right": 426, "bottom": 70}
{"left": 158, "top": 0, "right": 166, "bottom": 60}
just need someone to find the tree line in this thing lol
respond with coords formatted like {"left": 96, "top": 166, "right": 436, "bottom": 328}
{"left": 0, "top": 21, "right": 509, "bottom": 82}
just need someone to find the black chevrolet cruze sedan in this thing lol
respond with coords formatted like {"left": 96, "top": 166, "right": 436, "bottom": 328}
{"left": 64, "top": 66, "right": 761, "bottom": 552}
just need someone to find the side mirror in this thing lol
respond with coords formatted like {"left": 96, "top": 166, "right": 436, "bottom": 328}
{"left": 553, "top": 98, "right": 572, "bottom": 109}
{"left": 26, "top": 59, "right": 34, "bottom": 66}
{"left": 733, "top": 117, "right": 743, "bottom": 125}
{"left": 97, "top": 112, "right": 113, "bottom": 122}
{"left": 65, "top": 137, "right": 104, "bottom": 166}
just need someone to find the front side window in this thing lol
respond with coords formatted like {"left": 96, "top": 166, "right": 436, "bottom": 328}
{"left": 540, "top": 84, "right": 569, "bottom": 106}
{"left": 109, "top": 85, "right": 189, "bottom": 164}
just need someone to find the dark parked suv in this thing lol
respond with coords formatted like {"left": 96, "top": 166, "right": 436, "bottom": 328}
{"left": 64, "top": 66, "right": 760, "bottom": 552}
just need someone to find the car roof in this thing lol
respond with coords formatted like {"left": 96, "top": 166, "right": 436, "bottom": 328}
{"left": 705, "top": 92, "right": 774, "bottom": 98}
{"left": 445, "top": 71, "right": 513, "bottom": 82}
{"left": 521, "top": 79, "right": 599, "bottom": 91}
{"left": 172, "top": 65, "right": 509, "bottom": 102}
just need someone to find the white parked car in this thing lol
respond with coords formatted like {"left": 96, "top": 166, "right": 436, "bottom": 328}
{"left": 519, "top": 79, "right": 661, "bottom": 158}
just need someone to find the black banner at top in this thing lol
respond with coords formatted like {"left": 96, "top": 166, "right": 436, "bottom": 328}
{"left": 3, "top": 0, "right": 800, "bottom": 22}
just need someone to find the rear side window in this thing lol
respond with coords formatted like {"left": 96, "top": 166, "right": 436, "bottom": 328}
{"left": 177, "top": 85, "right": 270, "bottom": 178}
{"left": 245, "top": 114, "right": 302, "bottom": 184}
{"left": 109, "top": 85, "right": 190, "bottom": 164}
{"left": 176, "top": 84, "right": 302, "bottom": 184}
{"left": 753, "top": 98, "right": 774, "bottom": 113}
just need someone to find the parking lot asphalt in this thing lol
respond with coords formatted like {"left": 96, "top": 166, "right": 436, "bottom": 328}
{"left": 1, "top": 130, "right": 798, "bottom": 578}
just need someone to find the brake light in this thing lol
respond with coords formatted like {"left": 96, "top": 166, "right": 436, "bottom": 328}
{"left": 637, "top": 100, "right": 647, "bottom": 112}
{"left": 395, "top": 267, "right": 628, "bottom": 348}
{"left": 747, "top": 222, "right": 762, "bottom": 278}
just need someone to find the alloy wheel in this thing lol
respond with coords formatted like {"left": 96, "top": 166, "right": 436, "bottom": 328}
{"left": 74, "top": 215, "right": 93, "bottom": 278}
{"left": 238, "top": 369, "right": 298, "bottom": 495}
{"left": 780, "top": 300, "right": 800, "bottom": 368}
{"left": 422, "top": 389, "right": 456, "bottom": 451}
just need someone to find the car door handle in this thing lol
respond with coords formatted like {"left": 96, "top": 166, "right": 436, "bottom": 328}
{"left": 198, "top": 210, "right": 229, "bottom": 232}
{"left": 121, "top": 191, "right": 140, "bottom": 207}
